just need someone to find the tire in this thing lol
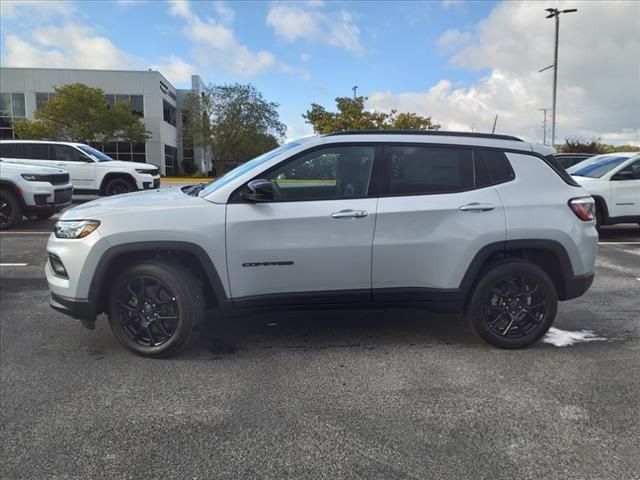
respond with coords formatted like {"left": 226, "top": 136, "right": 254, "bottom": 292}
{"left": 595, "top": 204, "right": 603, "bottom": 231}
{"left": 104, "top": 177, "right": 136, "bottom": 196}
{"left": 107, "top": 260, "right": 205, "bottom": 357}
{"left": 0, "top": 189, "right": 22, "bottom": 230}
{"left": 468, "top": 260, "right": 558, "bottom": 349}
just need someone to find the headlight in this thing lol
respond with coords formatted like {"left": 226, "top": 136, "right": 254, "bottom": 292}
{"left": 54, "top": 220, "right": 100, "bottom": 239}
{"left": 21, "top": 173, "right": 49, "bottom": 182}
{"left": 135, "top": 168, "right": 155, "bottom": 174}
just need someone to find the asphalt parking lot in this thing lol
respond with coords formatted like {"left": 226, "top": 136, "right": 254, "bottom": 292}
{"left": 1, "top": 206, "right": 639, "bottom": 479}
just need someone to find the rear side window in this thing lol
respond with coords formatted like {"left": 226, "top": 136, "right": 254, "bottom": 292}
{"left": 0, "top": 142, "right": 17, "bottom": 158}
{"left": 474, "top": 149, "right": 515, "bottom": 187}
{"left": 387, "top": 145, "right": 473, "bottom": 195}
{"left": 22, "top": 143, "right": 50, "bottom": 160}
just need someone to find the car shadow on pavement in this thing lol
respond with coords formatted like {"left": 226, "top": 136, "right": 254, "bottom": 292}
{"left": 192, "top": 308, "right": 476, "bottom": 358}
{"left": 597, "top": 224, "right": 640, "bottom": 241}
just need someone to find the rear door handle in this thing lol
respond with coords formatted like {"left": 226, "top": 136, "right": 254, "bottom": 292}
{"left": 331, "top": 209, "right": 368, "bottom": 219}
{"left": 459, "top": 203, "right": 495, "bottom": 212}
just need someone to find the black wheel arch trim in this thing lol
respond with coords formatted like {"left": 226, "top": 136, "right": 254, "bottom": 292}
{"left": 458, "top": 239, "right": 590, "bottom": 302}
{"left": 99, "top": 173, "right": 138, "bottom": 194}
{"left": 85, "top": 241, "right": 229, "bottom": 321}
{"left": 591, "top": 195, "right": 610, "bottom": 223}
{"left": 0, "top": 180, "right": 28, "bottom": 210}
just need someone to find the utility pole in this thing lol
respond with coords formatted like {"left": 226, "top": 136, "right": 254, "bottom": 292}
{"left": 544, "top": 7, "right": 578, "bottom": 148}
{"left": 352, "top": 85, "right": 358, "bottom": 99}
{"left": 538, "top": 108, "right": 551, "bottom": 145}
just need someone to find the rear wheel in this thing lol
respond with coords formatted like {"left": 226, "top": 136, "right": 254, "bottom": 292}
{"left": 468, "top": 260, "right": 557, "bottom": 349}
{"left": 0, "top": 189, "right": 22, "bottom": 230}
{"left": 104, "top": 177, "right": 135, "bottom": 196}
{"left": 108, "top": 260, "right": 205, "bottom": 357}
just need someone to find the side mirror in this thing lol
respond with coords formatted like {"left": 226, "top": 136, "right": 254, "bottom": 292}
{"left": 611, "top": 170, "right": 635, "bottom": 181}
{"left": 242, "top": 179, "right": 274, "bottom": 202}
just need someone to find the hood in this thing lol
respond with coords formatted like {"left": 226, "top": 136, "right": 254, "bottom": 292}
{"left": 0, "top": 161, "right": 67, "bottom": 175}
{"left": 60, "top": 187, "right": 206, "bottom": 220}
{"left": 96, "top": 160, "right": 158, "bottom": 172}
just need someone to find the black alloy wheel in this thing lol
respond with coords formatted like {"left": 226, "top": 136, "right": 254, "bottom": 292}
{"left": 469, "top": 260, "right": 557, "bottom": 349}
{"left": 0, "top": 190, "right": 21, "bottom": 230}
{"left": 116, "top": 276, "right": 180, "bottom": 348}
{"left": 485, "top": 274, "right": 548, "bottom": 338}
{"left": 108, "top": 261, "right": 205, "bottom": 357}
{"left": 105, "top": 178, "right": 135, "bottom": 196}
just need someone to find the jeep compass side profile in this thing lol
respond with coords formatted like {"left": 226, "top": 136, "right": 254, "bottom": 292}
{"left": 45, "top": 131, "right": 598, "bottom": 357}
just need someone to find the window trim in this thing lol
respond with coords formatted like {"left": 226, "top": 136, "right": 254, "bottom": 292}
{"left": 229, "top": 142, "right": 383, "bottom": 203}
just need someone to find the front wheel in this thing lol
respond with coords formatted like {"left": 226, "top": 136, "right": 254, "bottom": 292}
{"left": 107, "top": 260, "right": 205, "bottom": 357}
{"left": 0, "top": 189, "right": 22, "bottom": 230}
{"left": 104, "top": 177, "right": 135, "bottom": 196}
{"left": 468, "top": 260, "right": 558, "bottom": 349}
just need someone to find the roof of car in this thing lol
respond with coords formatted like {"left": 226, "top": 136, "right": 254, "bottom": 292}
{"left": 0, "top": 140, "right": 85, "bottom": 147}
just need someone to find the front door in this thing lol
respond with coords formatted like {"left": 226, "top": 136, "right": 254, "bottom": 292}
{"left": 49, "top": 144, "right": 96, "bottom": 189}
{"left": 610, "top": 159, "right": 640, "bottom": 218}
{"left": 226, "top": 144, "right": 379, "bottom": 306}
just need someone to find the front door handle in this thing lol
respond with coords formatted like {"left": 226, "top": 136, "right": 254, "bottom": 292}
{"left": 331, "top": 209, "right": 368, "bottom": 219}
{"left": 459, "top": 203, "right": 495, "bottom": 212}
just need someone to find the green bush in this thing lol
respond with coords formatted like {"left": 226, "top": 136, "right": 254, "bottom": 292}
{"left": 192, "top": 172, "right": 208, "bottom": 178}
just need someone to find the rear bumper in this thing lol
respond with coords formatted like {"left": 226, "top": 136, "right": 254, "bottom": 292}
{"left": 49, "top": 292, "right": 96, "bottom": 329}
{"left": 563, "top": 272, "right": 595, "bottom": 300}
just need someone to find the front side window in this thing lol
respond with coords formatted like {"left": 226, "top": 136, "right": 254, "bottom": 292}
{"left": 51, "top": 145, "right": 87, "bottom": 162}
{"left": 264, "top": 145, "right": 375, "bottom": 201}
{"left": 387, "top": 145, "right": 473, "bottom": 195}
{"left": 614, "top": 159, "right": 640, "bottom": 180}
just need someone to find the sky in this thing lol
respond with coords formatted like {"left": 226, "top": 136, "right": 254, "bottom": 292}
{"left": 1, "top": 0, "right": 639, "bottom": 145}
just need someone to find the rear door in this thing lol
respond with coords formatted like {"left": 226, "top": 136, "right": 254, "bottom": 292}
{"left": 49, "top": 144, "right": 96, "bottom": 189}
{"left": 226, "top": 144, "right": 380, "bottom": 305}
{"left": 372, "top": 145, "right": 508, "bottom": 302}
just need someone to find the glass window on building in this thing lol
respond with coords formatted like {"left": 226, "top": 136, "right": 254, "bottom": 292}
{"left": 35, "top": 92, "right": 56, "bottom": 110}
{"left": 89, "top": 141, "right": 146, "bottom": 163}
{"left": 164, "top": 145, "right": 177, "bottom": 176}
{"left": 130, "top": 95, "right": 144, "bottom": 117}
{"left": 163, "top": 99, "right": 176, "bottom": 127}
{"left": 0, "top": 92, "right": 26, "bottom": 139}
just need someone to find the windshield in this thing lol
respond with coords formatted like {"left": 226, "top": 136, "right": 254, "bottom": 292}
{"left": 198, "top": 142, "right": 301, "bottom": 197}
{"left": 77, "top": 145, "right": 114, "bottom": 162}
{"left": 568, "top": 156, "right": 629, "bottom": 178}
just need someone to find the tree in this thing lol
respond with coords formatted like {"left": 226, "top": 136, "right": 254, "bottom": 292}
{"left": 12, "top": 83, "right": 149, "bottom": 144}
{"left": 303, "top": 96, "right": 440, "bottom": 134}
{"left": 181, "top": 83, "right": 286, "bottom": 175}
{"left": 556, "top": 137, "right": 640, "bottom": 154}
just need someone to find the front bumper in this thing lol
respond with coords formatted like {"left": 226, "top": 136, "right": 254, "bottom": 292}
{"left": 49, "top": 292, "right": 96, "bottom": 329}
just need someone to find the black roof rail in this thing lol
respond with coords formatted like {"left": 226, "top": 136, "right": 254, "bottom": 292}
{"left": 324, "top": 130, "right": 524, "bottom": 142}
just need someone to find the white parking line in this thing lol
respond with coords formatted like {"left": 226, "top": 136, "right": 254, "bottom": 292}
{"left": 0, "top": 263, "right": 28, "bottom": 267}
{"left": 598, "top": 242, "right": 640, "bottom": 245}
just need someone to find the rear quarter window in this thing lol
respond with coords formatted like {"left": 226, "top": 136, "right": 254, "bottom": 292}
{"left": 474, "top": 149, "right": 515, "bottom": 187}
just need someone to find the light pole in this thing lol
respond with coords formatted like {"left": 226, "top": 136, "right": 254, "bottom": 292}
{"left": 352, "top": 85, "right": 358, "bottom": 99}
{"left": 544, "top": 7, "right": 578, "bottom": 148}
{"left": 538, "top": 108, "right": 551, "bottom": 145}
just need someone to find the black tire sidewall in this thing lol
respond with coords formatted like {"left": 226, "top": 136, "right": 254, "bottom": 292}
{"left": 108, "top": 261, "right": 204, "bottom": 357}
{"left": 0, "top": 190, "right": 22, "bottom": 230}
{"left": 105, "top": 178, "right": 135, "bottom": 196}
{"left": 469, "top": 261, "right": 558, "bottom": 349}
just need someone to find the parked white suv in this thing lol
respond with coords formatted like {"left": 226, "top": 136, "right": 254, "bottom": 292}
{"left": 45, "top": 131, "right": 598, "bottom": 357}
{"left": 0, "top": 140, "right": 160, "bottom": 195}
{"left": 567, "top": 152, "right": 640, "bottom": 228}
{"left": 0, "top": 161, "right": 73, "bottom": 229}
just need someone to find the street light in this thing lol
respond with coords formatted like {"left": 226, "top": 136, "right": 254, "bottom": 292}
{"left": 544, "top": 7, "right": 578, "bottom": 147}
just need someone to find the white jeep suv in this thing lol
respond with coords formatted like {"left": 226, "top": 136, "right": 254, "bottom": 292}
{"left": 45, "top": 131, "right": 598, "bottom": 357}
{"left": 567, "top": 152, "right": 640, "bottom": 228}
{"left": 0, "top": 140, "right": 160, "bottom": 196}
{"left": 0, "top": 161, "right": 73, "bottom": 229}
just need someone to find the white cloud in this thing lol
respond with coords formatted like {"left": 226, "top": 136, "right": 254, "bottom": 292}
{"left": 436, "top": 29, "right": 472, "bottom": 54}
{"left": 0, "top": 0, "right": 74, "bottom": 19}
{"left": 169, "top": 0, "right": 282, "bottom": 76}
{"left": 2, "top": 26, "right": 139, "bottom": 70}
{"left": 300, "top": 52, "right": 311, "bottom": 62}
{"left": 213, "top": 1, "right": 234, "bottom": 24}
{"left": 442, "top": 0, "right": 465, "bottom": 9}
{"left": 151, "top": 55, "right": 196, "bottom": 86}
{"left": 266, "top": 2, "right": 364, "bottom": 55}
{"left": 368, "top": 1, "right": 640, "bottom": 145}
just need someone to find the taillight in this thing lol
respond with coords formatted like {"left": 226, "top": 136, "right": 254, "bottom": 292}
{"left": 569, "top": 197, "right": 595, "bottom": 221}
